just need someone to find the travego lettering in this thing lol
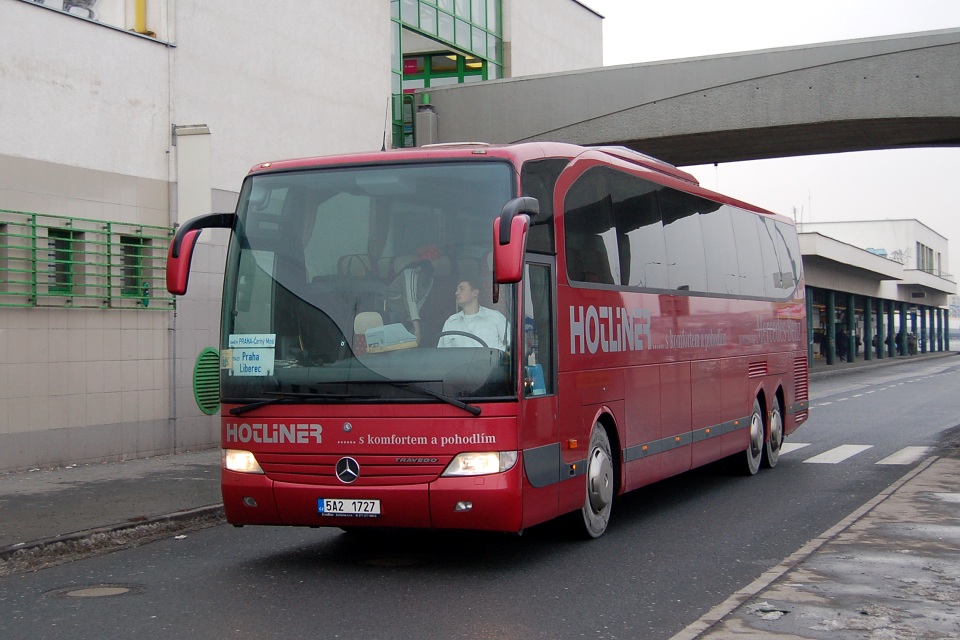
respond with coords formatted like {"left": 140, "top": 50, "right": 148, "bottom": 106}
{"left": 225, "top": 422, "right": 322, "bottom": 444}
{"left": 570, "top": 305, "right": 651, "bottom": 355}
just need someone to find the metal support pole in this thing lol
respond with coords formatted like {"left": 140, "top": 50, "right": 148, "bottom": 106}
{"left": 826, "top": 290, "right": 836, "bottom": 365}
{"left": 946, "top": 312, "right": 951, "bottom": 351}
{"left": 806, "top": 287, "right": 814, "bottom": 368}
{"left": 920, "top": 306, "right": 928, "bottom": 353}
{"left": 876, "top": 299, "right": 885, "bottom": 360}
{"left": 887, "top": 301, "right": 896, "bottom": 357}
{"left": 899, "top": 302, "right": 908, "bottom": 356}
{"left": 863, "top": 297, "right": 873, "bottom": 361}
{"left": 930, "top": 307, "right": 938, "bottom": 353}
{"left": 937, "top": 308, "right": 944, "bottom": 351}
{"left": 847, "top": 293, "right": 857, "bottom": 363}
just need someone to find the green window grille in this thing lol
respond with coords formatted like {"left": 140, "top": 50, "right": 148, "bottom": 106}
{"left": 47, "top": 227, "right": 81, "bottom": 295}
{"left": 120, "top": 235, "right": 147, "bottom": 298}
{"left": 193, "top": 347, "right": 221, "bottom": 415}
{"left": 0, "top": 209, "right": 175, "bottom": 310}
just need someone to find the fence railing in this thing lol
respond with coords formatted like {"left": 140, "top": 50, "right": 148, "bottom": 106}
{"left": 0, "top": 210, "right": 175, "bottom": 310}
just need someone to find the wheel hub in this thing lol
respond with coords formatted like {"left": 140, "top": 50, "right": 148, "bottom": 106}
{"left": 750, "top": 413, "right": 764, "bottom": 456}
{"left": 587, "top": 448, "right": 613, "bottom": 513}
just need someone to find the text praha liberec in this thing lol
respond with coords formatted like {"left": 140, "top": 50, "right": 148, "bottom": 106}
{"left": 570, "top": 305, "right": 652, "bottom": 355}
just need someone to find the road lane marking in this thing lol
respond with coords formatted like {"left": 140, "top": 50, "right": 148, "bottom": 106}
{"left": 780, "top": 442, "right": 811, "bottom": 455}
{"left": 876, "top": 446, "right": 932, "bottom": 465}
{"left": 803, "top": 444, "right": 874, "bottom": 464}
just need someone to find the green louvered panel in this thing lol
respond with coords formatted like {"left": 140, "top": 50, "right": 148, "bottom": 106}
{"left": 193, "top": 347, "right": 221, "bottom": 415}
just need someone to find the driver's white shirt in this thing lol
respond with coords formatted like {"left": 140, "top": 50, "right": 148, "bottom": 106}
{"left": 438, "top": 306, "right": 507, "bottom": 351}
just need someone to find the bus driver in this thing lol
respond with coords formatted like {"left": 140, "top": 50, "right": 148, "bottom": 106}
{"left": 437, "top": 279, "right": 507, "bottom": 351}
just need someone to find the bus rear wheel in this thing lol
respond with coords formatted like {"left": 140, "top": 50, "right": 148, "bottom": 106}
{"left": 735, "top": 399, "right": 764, "bottom": 476}
{"left": 578, "top": 423, "right": 614, "bottom": 538}
{"left": 763, "top": 402, "right": 783, "bottom": 469}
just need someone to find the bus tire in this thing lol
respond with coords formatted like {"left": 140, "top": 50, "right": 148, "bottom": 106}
{"left": 578, "top": 423, "right": 615, "bottom": 538}
{"left": 762, "top": 401, "right": 783, "bottom": 469}
{"left": 737, "top": 399, "right": 764, "bottom": 476}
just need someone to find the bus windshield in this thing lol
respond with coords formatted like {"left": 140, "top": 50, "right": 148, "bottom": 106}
{"left": 220, "top": 161, "right": 518, "bottom": 407}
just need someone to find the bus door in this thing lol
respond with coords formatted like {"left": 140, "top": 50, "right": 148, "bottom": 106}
{"left": 519, "top": 258, "right": 560, "bottom": 527}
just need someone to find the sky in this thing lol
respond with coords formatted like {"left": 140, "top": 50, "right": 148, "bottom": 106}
{"left": 583, "top": 0, "right": 960, "bottom": 277}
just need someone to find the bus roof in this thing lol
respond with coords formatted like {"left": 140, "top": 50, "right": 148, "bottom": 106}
{"left": 246, "top": 142, "right": 692, "bottom": 179}
{"left": 245, "top": 141, "right": 782, "bottom": 220}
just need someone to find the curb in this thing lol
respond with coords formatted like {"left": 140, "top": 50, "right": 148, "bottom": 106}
{"left": 0, "top": 503, "right": 224, "bottom": 562}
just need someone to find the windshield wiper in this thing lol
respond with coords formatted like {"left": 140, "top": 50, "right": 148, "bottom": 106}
{"left": 347, "top": 379, "right": 482, "bottom": 417}
{"left": 394, "top": 381, "right": 482, "bottom": 416}
{"left": 228, "top": 391, "right": 378, "bottom": 416}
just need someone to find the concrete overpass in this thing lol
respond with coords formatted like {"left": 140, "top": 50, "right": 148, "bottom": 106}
{"left": 422, "top": 28, "right": 960, "bottom": 165}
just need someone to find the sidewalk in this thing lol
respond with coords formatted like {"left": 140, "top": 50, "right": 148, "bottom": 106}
{"left": 809, "top": 348, "right": 958, "bottom": 380}
{"left": 0, "top": 448, "right": 222, "bottom": 564}
{"left": 1, "top": 355, "right": 959, "bottom": 639}
{"left": 674, "top": 448, "right": 960, "bottom": 639}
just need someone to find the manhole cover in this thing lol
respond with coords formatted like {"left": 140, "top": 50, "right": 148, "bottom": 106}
{"left": 46, "top": 584, "right": 143, "bottom": 599}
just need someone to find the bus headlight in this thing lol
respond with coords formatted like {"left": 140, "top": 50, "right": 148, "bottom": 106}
{"left": 442, "top": 451, "right": 518, "bottom": 477}
{"left": 223, "top": 449, "right": 264, "bottom": 474}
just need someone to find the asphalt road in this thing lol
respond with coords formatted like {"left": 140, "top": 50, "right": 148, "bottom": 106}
{"left": 2, "top": 358, "right": 959, "bottom": 640}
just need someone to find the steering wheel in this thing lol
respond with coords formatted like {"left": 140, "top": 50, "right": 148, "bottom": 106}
{"left": 435, "top": 330, "right": 489, "bottom": 348}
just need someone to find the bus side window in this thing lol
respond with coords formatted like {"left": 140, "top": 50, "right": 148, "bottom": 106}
{"left": 522, "top": 158, "right": 566, "bottom": 254}
{"left": 564, "top": 169, "right": 618, "bottom": 285}
{"left": 612, "top": 178, "right": 665, "bottom": 290}
{"left": 700, "top": 205, "right": 740, "bottom": 295}
{"left": 729, "top": 208, "right": 765, "bottom": 297}
{"left": 660, "top": 189, "right": 708, "bottom": 293}
{"left": 524, "top": 262, "right": 555, "bottom": 396}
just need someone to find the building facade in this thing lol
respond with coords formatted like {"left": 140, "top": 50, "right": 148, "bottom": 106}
{"left": 0, "top": 0, "right": 603, "bottom": 471}
{"left": 799, "top": 220, "right": 956, "bottom": 364}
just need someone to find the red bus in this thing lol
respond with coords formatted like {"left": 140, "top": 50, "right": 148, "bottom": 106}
{"left": 167, "top": 142, "right": 808, "bottom": 538}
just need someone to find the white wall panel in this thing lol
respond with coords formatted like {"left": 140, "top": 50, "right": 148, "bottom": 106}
{"left": 505, "top": 0, "right": 602, "bottom": 77}
{"left": 0, "top": 1, "right": 171, "bottom": 179}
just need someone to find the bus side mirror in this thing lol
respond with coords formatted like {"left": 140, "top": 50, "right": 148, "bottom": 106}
{"left": 493, "top": 197, "right": 539, "bottom": 284}
{"left": 166, "top": 213, "right": 235, "bottom": 295}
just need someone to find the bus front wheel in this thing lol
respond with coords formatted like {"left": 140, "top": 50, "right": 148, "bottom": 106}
{"left": 578, "top": 423, "right": 614, "bottom": 538}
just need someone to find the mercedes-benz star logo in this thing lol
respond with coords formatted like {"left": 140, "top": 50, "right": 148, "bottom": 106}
{"left": 335, "top": 457, "right": 360, "bottom": 484}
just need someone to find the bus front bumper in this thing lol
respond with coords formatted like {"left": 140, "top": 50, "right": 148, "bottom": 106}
{"left": 221, "top": 465, "right": 524, "bottom": 532}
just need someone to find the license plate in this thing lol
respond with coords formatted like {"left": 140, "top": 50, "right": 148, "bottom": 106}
{"left": 318, "top": 498, "right": 381, "bottom": 518}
